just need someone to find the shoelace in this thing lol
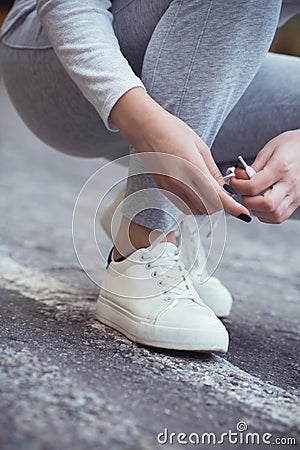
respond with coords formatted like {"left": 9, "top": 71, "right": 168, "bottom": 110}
{"left": 138, "top": 208, "right": 223, "bottom": 303}
{"left": 140, "top": 249, "right": 196, "bottom": 300}
{"left": 141, "top": 249, "right": 204, "bottom": 323}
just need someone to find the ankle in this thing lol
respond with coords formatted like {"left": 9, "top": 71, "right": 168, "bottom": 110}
{"left": 113, "top": 217, "right": 176, "bottom": 260}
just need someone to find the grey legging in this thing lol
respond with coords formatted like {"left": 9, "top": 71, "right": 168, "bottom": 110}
{"left": 1, "top": 0, "right": 300, "bottom": 228}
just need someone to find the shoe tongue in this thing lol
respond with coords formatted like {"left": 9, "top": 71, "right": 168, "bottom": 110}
{"left": 148, "top": 242, "right": 178, "bottom": 259}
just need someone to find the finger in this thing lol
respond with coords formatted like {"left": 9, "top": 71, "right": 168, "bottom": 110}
{"left": 231, "top": 140, "right": 276, "bottom": 185}
{"left": 179, "top": 184, "right": 210, "bottom": 215}
{"left": 197, "top": 150, "right": 252, "bottom": 220}
{"left": 191, "top": 163, "right": 252, "bottom": 220}
{"left": 234, "top": 167, "right": 249, "bottom": 180}
{"left": 159, "top": 178, "right": 207, "bottom": 215}
{"left": 231, "top": 155, "right": 281, "bottom": 196}
{"left": 253, "top": 195, "right": 295, "bottom": 224}
{"left": 278, "top": 201, "right": 299, "bottom": 223}
{"left": 174, "top": 149, "right": 252, "bottom": 221}
{"left": 220, "top": 189, "right": 252, "bottom": 221}
{"left": 201, "top": 148, "right": 229, "bottom": 188}
{"left": 181, "top": 193, "right": 205, "bottom": 215}
{"left": 231, "top": 138, "right": 282, "bottom": 195}
{"left": 242, "top": 181, "right": 287, "bottom": 213}
{"left": 251, "top": 137, "right": 277, "bottom": 172}
{"left": 178, "top": 193, "right": 203, "bottom": 215}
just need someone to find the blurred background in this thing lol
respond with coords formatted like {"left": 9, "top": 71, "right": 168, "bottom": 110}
{"left": 0, "top": 0, "right": 300, "bottom": 56}
{"left": 0, "top": 4, "right": 299, "bottom": 449}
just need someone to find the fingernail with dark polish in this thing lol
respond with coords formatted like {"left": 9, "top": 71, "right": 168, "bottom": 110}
{"left": 238, "top": 214, "right": 252, "bottom": 223}
{"left": 223, "top": 184, "right": 237, "bottom": 195}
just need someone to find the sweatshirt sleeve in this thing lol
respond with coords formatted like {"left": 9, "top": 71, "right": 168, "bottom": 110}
{"left": 36, "top": 0, "right": 146, "bottom": 131}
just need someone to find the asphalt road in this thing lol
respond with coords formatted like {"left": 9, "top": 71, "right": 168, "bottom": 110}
{"left": 0, "top": 77, "right": 299, "bottom": 450}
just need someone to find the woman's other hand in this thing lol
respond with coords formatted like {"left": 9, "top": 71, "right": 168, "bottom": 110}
{"left": 231, "top": 130, "right": 300, "bottom": 223}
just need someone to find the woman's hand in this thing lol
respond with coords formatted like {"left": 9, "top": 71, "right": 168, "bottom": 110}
{"left": 231, "top": 130, "right": 300, "bottom": 223}
{"left": 110, "top": 88, "right": 251, "bottom": 220}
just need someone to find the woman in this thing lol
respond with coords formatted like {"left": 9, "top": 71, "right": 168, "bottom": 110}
{"left": 1, "top": 0, "right": 299, "bottom": 352}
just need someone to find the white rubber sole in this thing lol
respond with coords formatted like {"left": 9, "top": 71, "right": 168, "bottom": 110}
{"left": 96, "top": 295, "right": 229, "bottom": 353}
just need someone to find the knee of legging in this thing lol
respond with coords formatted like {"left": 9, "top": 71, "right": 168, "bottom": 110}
{"left": 1, "top": 45, "right": 128, "bottom": 158}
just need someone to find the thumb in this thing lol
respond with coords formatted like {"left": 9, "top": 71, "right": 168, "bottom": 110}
{"left": 252, "top": 139, "right": 276, "bottom": 173}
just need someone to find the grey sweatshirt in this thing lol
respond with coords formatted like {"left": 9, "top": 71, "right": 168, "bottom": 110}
{"left": 1, "top": 0, "right": 299, "bottom": 131}
{"left": 0, "top": 0, "right": 145, "bottom": 131}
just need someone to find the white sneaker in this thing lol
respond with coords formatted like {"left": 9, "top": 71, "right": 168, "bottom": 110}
{"left": 181, "top": 220, "right": 233, "bottom": 318}
{"left": 100, "top": 188, "right": 233, "bottom": 317}
{"left": 189, "top": 274, "right": 232, "bottom": 318}
{"left": 96, "top": 242, "right": 229, "bottom": 352}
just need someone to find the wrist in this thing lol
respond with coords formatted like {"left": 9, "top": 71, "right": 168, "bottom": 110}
{"left": 109, "top": 87, "right": 165, "bottom": 145}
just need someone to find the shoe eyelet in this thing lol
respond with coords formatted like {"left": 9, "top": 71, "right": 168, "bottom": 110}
{"left": 139, "top": 254, "right": 144, "bottom": 261}
{"left": 145, "top": 263, "right": 151, "bottom": 269}
{"left": 151, "top": 271, "right": 157, "bottom": 277}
